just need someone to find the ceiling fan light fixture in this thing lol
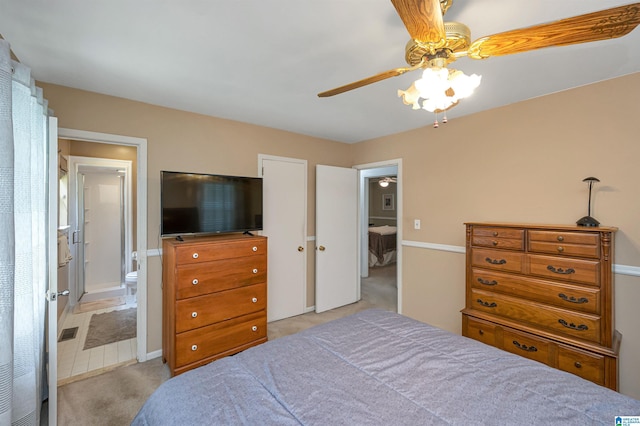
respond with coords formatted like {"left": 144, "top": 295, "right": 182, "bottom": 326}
{"left": 398, "top": 66, "right": 481, "bottom": 125}
{"left": 378, "top": 176, "right": 396, "bottom": 187}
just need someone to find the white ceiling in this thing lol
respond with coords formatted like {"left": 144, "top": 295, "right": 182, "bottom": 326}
{"left": 2, "top": 1, "right": 639, "bottom": 143}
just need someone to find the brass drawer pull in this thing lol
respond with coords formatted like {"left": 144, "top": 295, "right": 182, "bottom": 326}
{"left": 476, "top": 299, "right": 497, "bottom": 308}
{"left": 192, "top": 278, "right": 199, "bottom": 285}
{"left": 492, "top": 240, "right": 498, "bottom": 246}
{"left": 574, "top": 361, "right": 582, "bottom": 369}
{"left": 512, "top": 340, "right": 538, "bottom": 352}
{"left": 478, "top": 329, "right": 484, "bottom": 336}
{"left": 477, "top": 277, "right": 498, "bottom": 286}
{"left": 251, "top": 326, "right": 258, "bottom": 332}
{"left": 557, "top": 236, "right": 564, "bottom": 242}
{"left": 547, "top": 265, "right": 575, "bottom": 275}
{"left": 558, "top": 319, "right": 588, "bottom": 331}
{"left": 485, "top": 257, "right": 506, "bottom": 265}
{"left": 557, "top": 246, "right": 564, "bottom": 253}
{"left": 558, "top": 293, "right": 589, "bottom": 304}
{"left": 191, "top": 312, "right": 198, "bottom": 318}
{"left": 492, "top": 231, "right": 498, "bottom": 237}
{"left": 192, "top": 253, "right": 199, "bottom": 259}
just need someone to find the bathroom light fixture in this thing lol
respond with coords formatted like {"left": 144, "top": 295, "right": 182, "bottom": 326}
{"left": 398, "top": 65, "right": 481, "bottom": 128}
{"left": 576, "top": 176, "right": 600, "bottom": 227}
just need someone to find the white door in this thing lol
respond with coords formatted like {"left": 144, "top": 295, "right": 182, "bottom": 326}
{"left": 47, "top": 116, "right": 60, "bottom": 425}
{"left": 261, "top": 156, "right": 307, "bottom": 322}
{"left": 315, "top": 165, "right": 359, "bottom": 313}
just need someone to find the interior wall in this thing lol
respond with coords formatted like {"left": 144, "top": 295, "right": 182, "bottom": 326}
{"left": 350, "top": 72, "right": 640, "bottom": 399}
{"left": 40, "top": 82, "right": 353, "bottom": 353}
{"left": 40, "top": 73, "right": 640, "bottom": 398}
{"left": 369, "top": 180, "right": 397, "bottom": 226}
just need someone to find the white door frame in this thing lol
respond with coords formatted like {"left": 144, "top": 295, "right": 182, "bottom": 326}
{"left": 354, "top": 159, "right": 403, "bottom": 314}
{"left": 68, "top": 156, "right": 133, "bottom": 304}
{"left": 58, "top": 128, "right": 148, "bottom": 362}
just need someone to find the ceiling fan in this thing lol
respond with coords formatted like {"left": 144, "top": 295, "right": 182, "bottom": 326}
{"left": 378, "top": 177, "right": 397, "bottom": 187}
{"left": 318, "top": 0, "right": 640, "bottom": 122}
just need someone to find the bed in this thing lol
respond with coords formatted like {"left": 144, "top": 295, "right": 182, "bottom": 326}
{"left": 133, "top": 309, "right": 640, "bottom": 425}
{"left": 368, "top": 225, "right": 397, "bottom": 267}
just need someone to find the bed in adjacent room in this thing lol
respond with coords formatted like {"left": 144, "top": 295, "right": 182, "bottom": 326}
{"left": 133, "top": 309, "right": 640, "bottom": 425}
{"left": 368, "top": 225, "right": 396, "bottom": 267}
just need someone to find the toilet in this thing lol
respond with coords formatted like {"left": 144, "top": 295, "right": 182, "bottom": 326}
{"left": 125, "top": 271, "right": 138, "bottom": 301}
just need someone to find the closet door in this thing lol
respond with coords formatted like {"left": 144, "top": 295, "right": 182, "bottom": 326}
{"left": 261, "top": 156, "right": 307, "bottom": 322}
{"left": 315, "top": 165, "right": 358, "bottom": 313}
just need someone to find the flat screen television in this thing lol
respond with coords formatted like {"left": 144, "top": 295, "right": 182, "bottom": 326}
{"left": 160, "top": 171, "right": 263, "bottom": 237}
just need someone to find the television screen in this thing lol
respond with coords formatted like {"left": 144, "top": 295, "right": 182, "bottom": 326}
{"left": 161, "top": 171, "right": 263, "bottom": 237}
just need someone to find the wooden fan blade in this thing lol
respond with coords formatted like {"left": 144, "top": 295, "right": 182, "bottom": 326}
{"left": 318, "top": 60, "right": 425, "bottom": 97}
{"left": 468, "top": 3, "right": 640, "bottom": 59}
{"left": 391, "top": 0, "right": 446, "bottom": 44}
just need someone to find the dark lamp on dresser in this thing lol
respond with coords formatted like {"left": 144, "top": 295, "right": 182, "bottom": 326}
{"left": 576, "top": 176, "right": 600, "bottom": 227}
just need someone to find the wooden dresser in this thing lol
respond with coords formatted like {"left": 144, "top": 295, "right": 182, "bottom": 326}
{"left": 162, "top": 234, "right": 268, "bottom": 376}
{"left": 461, "top": 222, "right": 620, "bottom": 390}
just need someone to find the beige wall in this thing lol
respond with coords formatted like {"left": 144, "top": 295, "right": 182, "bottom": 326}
{"left": 351, "top": 72, "right": 640, "bottom": 399}
{"left": 41, "top": 72, "right": 640, "bottom": 399}
{"left": 40, "top": 82, "right": 352, "bottom": 354}
{"left": 369, "top": 180, "right": 397, "bottom": 226}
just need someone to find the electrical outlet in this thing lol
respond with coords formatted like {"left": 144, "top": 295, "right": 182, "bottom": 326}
{"left": 414, "top": 219, "right": 421, "bottom": 230}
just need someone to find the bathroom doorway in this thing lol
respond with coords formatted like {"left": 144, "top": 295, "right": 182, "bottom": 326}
{"left": 69, "top": 157, "right": 133, "bottom": 305}
{"left": 57, "top": 140, "right": 139, "bottom": 383}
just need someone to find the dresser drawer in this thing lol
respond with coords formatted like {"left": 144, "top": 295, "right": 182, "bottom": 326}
{"left": 470, "top": 269, "right": 600, "bottom": 314}
{"left": 528, "top": 231, "right": 600, "bottom": 258}
{"left": 472, "top": 227, "right": 524, "bottom": 250}
{"left": 175, "top": 283, "right": 266, "bottom": 333}
{"left": 175, "top": 256, "right": 267, "bottom": 299}
{"left": 175, "top": 312, "right": 266, "bottom": 367}
{"left": 471, "top": 248, "right": 524, "bottom": 273}
{"left": 470, "top": 289, "right": 602, "bottom": 344}
{"left": 528, "top": 230, "right": 599, "bottom": 258}
{"left": 175, "top": 238, "right": 267, "bottom": 265}
{"left": 528, "top": 254, "right": 599, "bottom": 286}
{"left": 502, "top": 328, "right": 553, "bottom": 365}
{"left": 557, "top": 345, "right": 605, "bottom": 385}
{"left": 463, "top": 315, "right": 498, "bottom": 346}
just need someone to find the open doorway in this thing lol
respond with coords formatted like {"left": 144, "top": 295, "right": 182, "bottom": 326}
{"left": 55, "top": 129, "right": 148, "bottom": 385}
{"left": 355, "top": 160, "right": 402, "bottom": 314}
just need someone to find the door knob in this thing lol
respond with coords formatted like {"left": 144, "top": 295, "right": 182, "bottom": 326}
{"left": 298, "top": 246, "right": 304, "bottom": 252}
{"left": 318, "top": 246, "right": 326, "bottom": 251}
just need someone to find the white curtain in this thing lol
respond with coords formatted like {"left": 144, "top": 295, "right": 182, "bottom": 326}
{"left": 0, "top": 39, "right": 49, "bottom": 426}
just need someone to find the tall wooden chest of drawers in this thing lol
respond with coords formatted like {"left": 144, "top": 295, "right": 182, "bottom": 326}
{"left": 461, "top": 223, "right": 621, "bottom": 390}
{"left": 162, "top": 234, "right": 268, "bottom": 376}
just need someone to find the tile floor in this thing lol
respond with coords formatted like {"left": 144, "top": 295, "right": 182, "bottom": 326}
{"left": 57, "top": 297, "right": 137, "bottom": 384}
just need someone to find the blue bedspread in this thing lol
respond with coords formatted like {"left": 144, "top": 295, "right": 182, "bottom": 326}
{"left": 132, "top": 309, "right": 640, "bottom": 425}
